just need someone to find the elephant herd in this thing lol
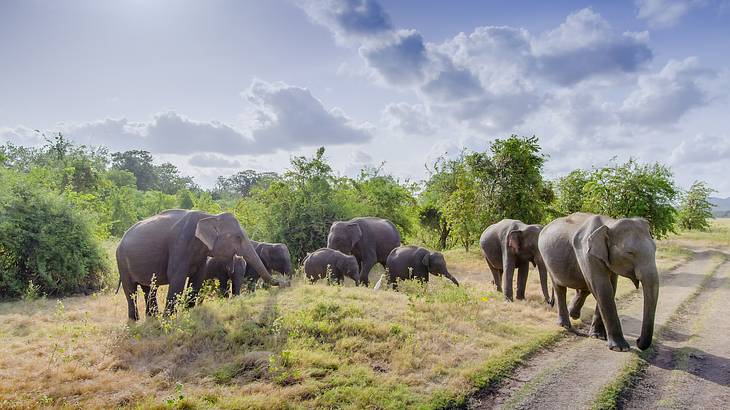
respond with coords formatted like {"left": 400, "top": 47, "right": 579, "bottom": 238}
{"left": 116, "top": 209, "right": 658, "bottom": 352}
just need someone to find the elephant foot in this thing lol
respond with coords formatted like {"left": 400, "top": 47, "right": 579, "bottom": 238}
{"left": 589, "top": 329, "right": 607, "bottom": 340}
{"left": 569, "top": 307, "right": 582, "bottom": 320}
{"left": 557, "top": 318, "right": 572, "bottom": 330}
{"left": 608, "top": 337, "right": 631, "bottom": 352}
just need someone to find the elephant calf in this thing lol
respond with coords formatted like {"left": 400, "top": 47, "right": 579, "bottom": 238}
{"left": 386, "top": 246, "right": 459, "bottom": 288}
{"left": 303, "top": 248, "right": 360, "bottom": 285}
{"left": 480, "top": 219, "right": 552, "bottom": 304}
{"left": 203, "top": 256, "right": 246, "bottom": 297}
{"left": 243, "top": 241, "right": 293, "bottom": 291}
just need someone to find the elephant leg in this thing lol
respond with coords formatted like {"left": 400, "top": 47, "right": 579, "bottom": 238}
{"left": 515, "top": 261, "right": 529, "bottom": 300}
{"left": 121, "top": 276, "right": 139, "bottom": 321}
{"left": 140, "top": 285, "right": 158, "bottom": 317}
{"left": 590, "top": 271, "right": 629, "bottom": 351}
{"left": 164, "top": 273, "right": 188, "bottom": 316}
{"left": 555, "top": 284, "right": 572, "bottom": 329}
{"left": 359, "top": 256, "right": 376, "bottom": 287}
{"left": 488, "top": 264, "right": 503, "bottom": 292}
{"left": 187, "top": 264, "right": 206, "bottom": 308}
{"left": 568, "top": 289, "right": 590, "bottom": 319}
{"left": 502, "top": 257, "right": 516, "bottom": 301}
{"left": 590, "top": 305, "right": 607, "bottom": 340}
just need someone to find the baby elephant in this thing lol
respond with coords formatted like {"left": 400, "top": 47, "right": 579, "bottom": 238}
{"left": 386, "top": 246, "right": 459, "bottom": 288}
{"left": 303, "top": 248, "right": 360, "bottom": 285}
{"left": 204, "top": 255, "right": 247, "bottom": 297}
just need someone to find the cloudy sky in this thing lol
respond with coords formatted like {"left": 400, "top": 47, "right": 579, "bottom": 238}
{"left": 1, "top": 0, "right": 729, "bottom": 195}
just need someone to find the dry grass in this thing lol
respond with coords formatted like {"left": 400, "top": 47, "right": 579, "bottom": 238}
{"left": 0, "top": 226, "right": 712, "bottom": 409}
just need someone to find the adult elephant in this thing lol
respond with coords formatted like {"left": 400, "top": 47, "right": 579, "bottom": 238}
{"left": 243, "top": 241, "right": 293, "bottom": 291}
{"left": 203, "top": 256, "right": 246, "bottom": 297}
{"left": 538, "top": 212, "right": 659, "bottom": 352}
{"left": 480, "top": 219, "right": 551, "bottom": 304}
{"left": 116, "top": 210, "right": 285, "bottom": 320}
{"left": 327, "top": 217, "right": 401, "bottom": 286}
{"left": 386, "top": 246, "right": 459, "bottom": 288}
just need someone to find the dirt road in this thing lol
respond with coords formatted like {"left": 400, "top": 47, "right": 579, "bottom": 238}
{"left": 467, "top": 248, "right": 729, "bottom": 410}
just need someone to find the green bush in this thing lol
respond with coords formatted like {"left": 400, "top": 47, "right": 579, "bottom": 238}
{"left": 0, "top": 170, "right": 108, "bottom": 298}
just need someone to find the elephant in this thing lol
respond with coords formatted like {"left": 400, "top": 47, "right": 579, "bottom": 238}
{"left": 203, "top": 255, "right": 246, "bottom": 297}
{"left": 386, "top": 245, "right": 459, "bottom": 288}
{"left": 479, "top": 219, "right": 552, "bottom": 304}
{"left": 327, "top": 217, "right": 401, "bottom": 286}
{"left": 303, "top": 248, "right": 360, "bottom": 285}
{"left": 243, "top": 241, "right": 293, "bottom": 291}
{"left": 116, "top": 210, "right": 286, "bottom": 320}
{"left": 538, "top": 212, "right": 659, "bottom": 352}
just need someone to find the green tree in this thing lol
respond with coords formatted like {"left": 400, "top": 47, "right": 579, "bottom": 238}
{"left": 350, "top": 166, "right": 417, "bottom": 238}
{"left": 677, "top": 181, "right": 715, "bottom": 231}
{"left": 214, "top": 170, "right": 279, "bottom": 199}
{"left": 554, "top": 169, "right": 589, "bottom": 215}
{"left": 111, "top": 150, "right": 159, "bottom": 191}
{"left": 155, "top": 162, "right": 197, "bottom": 194}
{"left": 582, "top": 159, "right": 678, "bottom": 238}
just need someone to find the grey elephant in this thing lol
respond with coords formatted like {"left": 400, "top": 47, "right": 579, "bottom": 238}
{"left": 479, "top": 219, "right": 552, "bottom": 304}
{"left": 116, "top": 210, "right": 286, "bottom": 320}
{"left": 538, "top": 212, "right": 658, "bottom": 352}
{"left": 303, "top": 248, "right": 360, "bottom": 285}
{"left": 386, "top": 245, "right": 459, "bottom": 288}
{"left": 243, "top": 241, "right": 293, "bottom": 291}
{"left": 327, "top": 217, "right": 401, "bottom": 286}
{"left": 203, "top": 255, "right": 246, "bottom": 297}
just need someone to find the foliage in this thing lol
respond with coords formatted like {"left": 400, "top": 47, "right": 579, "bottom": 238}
{"left": 0, "top": 169, "right": 108, "bottom": 298}
{"left": 677, "top": 181, "right": 715, "bottom": 231}
{"left": 213, "top": 169, "right": 279, "bottom": 199}
{"left": 111, "top": 150, "right": 159, "bottom": 191}
{"left": 553, "top": 169, "right": 589, "bottom": 215}
{"left": 582, "top": 159, "right": 678, "bottom": 238}
{"left": 349, "top": 166, "right": 417, "bottom": 238}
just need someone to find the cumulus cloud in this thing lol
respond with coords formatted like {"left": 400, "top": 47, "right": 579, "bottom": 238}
{"left": 360, "top": 30, "right": 429, "bottom": 85}
{"left": 189, "top": 153, "right": 243, "bottom": 168}
{"left": 635, "top": 0, "right": 703, "bottom": 28}
{"left": 620, "top": 57, "right": 716, "bottom": 126}
{"left": 669, "top": 134, "right": 730, "bottom": 165}
{"left": 532, "top": 8, "right": 652, "bottom": 85}
{"left": 244, "top": 79, "right": 372, "bottom": 149}
{"left": 298, "top": 0, "right": 392, "bottom": 43}
{"left": 382, "top": 102, "right": 435, "bottom": 135}
{"left": 0, "top": 126, "right": 45, "bottom": 146}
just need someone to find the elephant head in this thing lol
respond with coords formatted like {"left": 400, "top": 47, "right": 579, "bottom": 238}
{"left": 195, "top": 213, "right": 287, "bottom": 288}
{"left": 507, "top": 224, "right": 552, "bottom": 304}
{"left": 423, "top": 251, "right": 459, "bottom": 286}
{"left": 327, "top": 221, "right": 361, "bottom": 254}
{"left": 259, "top": 243, "right": 293, "bottom": 278}
{"left": 337, "top": 254, "right": 360, "bottom": 283}
{"left": 586, "top": 218, "right": 658, "bottom": 350}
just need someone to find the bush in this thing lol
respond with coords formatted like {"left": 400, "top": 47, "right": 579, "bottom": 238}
{"left": 0, "top": 170, "right": 108, "bottom": 298}
{"left": 678, "top": 181, "right": 715, "bottom": 231}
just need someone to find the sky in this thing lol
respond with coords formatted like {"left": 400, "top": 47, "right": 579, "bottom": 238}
{"left": 1, "top": 0, "right": 729, "bottom": 195}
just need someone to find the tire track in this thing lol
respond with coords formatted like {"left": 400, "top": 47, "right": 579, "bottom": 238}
{"left": 467, "top": 250, "right": 724, "bottom": 410}
{"left": 621, "top": 256, "right": 730, "bottom": 410}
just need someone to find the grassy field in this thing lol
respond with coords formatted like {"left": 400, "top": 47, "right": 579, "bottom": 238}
{"left": 1, "top": 221, "right": 726, "bottom": 409}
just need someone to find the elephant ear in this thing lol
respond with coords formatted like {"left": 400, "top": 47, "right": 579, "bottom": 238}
{"left": 348, "top": 223, "right": 363, "bottom": 248}
{"left": 587, "top": 225, "right": 610, "bottom": 266}
{"left": 195, "top": 216, "right": 219, "bottom": 251}
{"left": 421, "top": 252, "right": 430, "bottom": 268}
{"left": 507, "top": 230, "right": 522, "bottom": 254}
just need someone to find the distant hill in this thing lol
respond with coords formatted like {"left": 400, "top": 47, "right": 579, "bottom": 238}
{"left": 711, "top": 197, "right": 730, "bottom": 217}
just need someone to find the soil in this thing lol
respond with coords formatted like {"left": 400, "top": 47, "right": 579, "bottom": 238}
{"left": 467, "top": 249, "right": 730, "bottom": 410}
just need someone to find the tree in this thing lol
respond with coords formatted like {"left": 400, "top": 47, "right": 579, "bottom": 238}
{"left": 677, "top": 181, "right": 715, "bottom": 231}
{"left": 350, "top": 166, "right": 416, "bottom": 238}
{"left": 214, "top": 170, "right": 279, "bottom": 199}
{"left": 111, "top": 150, "right": 158, "bottom": 191}
{"left": 583, "top": 159, "right": 678, "bottom": 238}
{"left": 155, "top": 162, "right": 197, "bottom": 194}
{"left": 554, "top": 169, "right": 589, "bottom": 215}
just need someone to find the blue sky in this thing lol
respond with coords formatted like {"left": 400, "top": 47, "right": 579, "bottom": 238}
{"left": 1, "top": 0, "right": 729, "bottom": 195}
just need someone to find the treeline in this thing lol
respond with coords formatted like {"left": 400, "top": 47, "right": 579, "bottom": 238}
{"left": 0, "top": 134, "right": 715, "bottom": 298}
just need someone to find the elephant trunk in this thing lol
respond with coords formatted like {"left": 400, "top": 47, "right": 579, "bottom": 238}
{"left": 443, "top": 270, "right": 459, "bottom": 286}
{"left": 239, "top": 238, "right": 281, "bottom": 287}
{"left": 536, "top": 256, "right": 552, "bottom": 305}
{"left": 637, "top": 269, "right": 659, "bottom": 350}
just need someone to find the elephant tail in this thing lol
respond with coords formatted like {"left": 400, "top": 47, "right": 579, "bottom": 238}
{"left": 115, "top": 277, "right": 122, "bottom": 294}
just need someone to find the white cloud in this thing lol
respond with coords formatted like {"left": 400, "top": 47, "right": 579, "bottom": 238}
{"left": 382, "top": 102, "right": 435, "bottom": 135}
{"left": 189, "top": 153, "right": 243, "bottom": 168}
{"left": 360, "top": 30, "right": 429, "bottom": 86}
{"left": 635, "top": 0, "right": 703, "bottom": 28}
{"left": 620, "top": 57, "right": 716, "bottom": 126}
{"left": 0, "top": 126, "right": 45, "bottom": 146}
{"left": 669, "top": 134, "right": 730, "bottom": 165}
{"left": 298, "top": 0, "right": 393, "bottom": 44}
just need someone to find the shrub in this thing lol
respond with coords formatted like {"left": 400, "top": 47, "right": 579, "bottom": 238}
{"left": 0, "top": 171, "right": 108, "bottom": 298}
{"left": 677, "top": 181, "right": 715, "bottom": 231}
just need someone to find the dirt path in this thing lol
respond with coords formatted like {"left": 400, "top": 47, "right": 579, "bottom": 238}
{"left": 621, "top": 256, "right": 730, "bottom": 409}
{"left": 467, "top": 250, "right": 726, "bottom": 410}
